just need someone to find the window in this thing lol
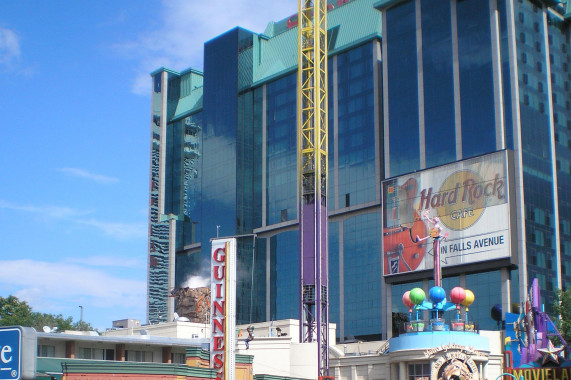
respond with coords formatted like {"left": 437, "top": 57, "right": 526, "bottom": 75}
{"left": 559, "top": 220, "right": 571, "bottom": 235}
{"left": 535, "top": 230, "right": 545, "bottom": 246}
{"left": 539, "top": 102, "right": 545, "bottom": 113}
{"left": 78, "top": 348, "right": 94, "bottom": 359}
{"left": 521, "top": 52, "right": 527, "bottom": 64}
{"left": 126, "top": 350, "right": 153, "bottom": 362}
{"left": 519, "top": 12, "right": 524, "bottom": 23}
{"left": 77, "top": 348, "right": 113, "bottom": 360}
{"left": 523, "top": 73, "right": 528, "bottom": 84}
{"left": 536, "top": 41, "right": 541, "bottom": 52}
{"left": 534, "top": 22, "right": 540, "bottom": 32}
{"left": 37, "top": 345, "right": 55, "bottom": 358}
{"left": 408, "top": 363, "right": 431, "bottom": 380}
{"left": 538, "top": 82, "right": 543, "bottom": 93}
{"left": 172, "top": 352, "right": 186, "bottom": 364}
{"left": 536, "top": 61, "right": 542, "bottom": 72}
{"left": 524, "top": 94, "right": 530, "bottom": 106}
{"left": 520, "top": 32, "right": 526, "bottom": 44}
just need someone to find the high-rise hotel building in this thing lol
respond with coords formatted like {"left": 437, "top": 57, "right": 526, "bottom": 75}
{"left": 147, "top": 0, "right": 570, "bottom": 340}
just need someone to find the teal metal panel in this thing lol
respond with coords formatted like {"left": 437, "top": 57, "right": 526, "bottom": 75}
{"left": 251, "top": 0, "right": 382, "bottom": 86}
{"left": 173, "top": 91, "right": 203, "bottom": 120}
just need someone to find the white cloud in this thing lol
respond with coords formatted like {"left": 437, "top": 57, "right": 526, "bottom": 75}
{"left": 117, "top": 0, "right": 297, "bottom": 95}
{"left": 0, "top": 200, "right": 146, "bottom": 240}
{"left": 75, "top": 219, "right": 147, "bottom": 240}
{"left": 0, "top": 259, "right": 146, "bottom": 312}
{"left": 65, "top": 255, "right": 145, "bottom": 269}
{"left": 0, "top": 199, "right": 91, "bottom": 219}
{"left": 57, "top": 167, "right": 119, "bottom": 184}
{"left": 0, "top": 27, "right": 21, "bottom": 66}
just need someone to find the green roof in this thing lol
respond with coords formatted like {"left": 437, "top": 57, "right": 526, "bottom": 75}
{"left": 36, "top": 357, "right": 65, "bottom": 380}
{"left": 254, "top": 375, "right": 313, "bottom": 380}
{"left": 185, "top": 346, "right": 210, "bottom": 360}
{"left": 251, "top": 0, "right": 382, "bottom": 86}
{"left": 159, "top": 0, "right": 383, "bottom": 120}
{"left": 42, "top": 358, "right": 217, "bottom": 378}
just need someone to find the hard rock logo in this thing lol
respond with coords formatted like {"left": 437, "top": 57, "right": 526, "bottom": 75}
{"left": 419, "top": 170, "right": 506, "bottom": 231}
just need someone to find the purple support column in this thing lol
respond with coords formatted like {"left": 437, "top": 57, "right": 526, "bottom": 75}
{"left": 433, "top": 238, "right": 442, "bottom": 287}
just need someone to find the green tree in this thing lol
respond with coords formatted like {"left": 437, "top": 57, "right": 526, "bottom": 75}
{"left": 552, "top": 288, "right": 571, "bottom": 344}
{"left": 0, "top": 295, "right": 95, "bottom": 332}
{"left": 33, "top": 312, "right": 75, "bottom": 332}
{"left": 392, "top": 312, "right": 410, "bottom": 337}
{"left": 0, "top": 295, "right": 35, "bottom": 327}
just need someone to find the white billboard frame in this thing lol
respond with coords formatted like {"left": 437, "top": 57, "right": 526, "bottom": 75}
{"left": 382, "top": 151, "right": 516, "bottom": 277}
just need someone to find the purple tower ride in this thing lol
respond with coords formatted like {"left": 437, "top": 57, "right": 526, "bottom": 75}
{"left": 297, "top": 0, "right": 330, "bottom": 376}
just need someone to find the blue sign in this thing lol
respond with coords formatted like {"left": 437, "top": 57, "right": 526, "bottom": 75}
{"left": 0, "top": 328, "right": 21, "bottom": 380}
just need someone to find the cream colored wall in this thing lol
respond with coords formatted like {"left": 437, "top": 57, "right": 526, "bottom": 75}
{"left": 329, "top": 331, "right": 505, "bottom": 380}
{"left": 103, "top": 321, "right": 210, "bottom": 339}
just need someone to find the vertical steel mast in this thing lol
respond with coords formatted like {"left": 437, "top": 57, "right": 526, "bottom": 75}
{"left": 297, "top": 0, "right": 329, "bottom": 376}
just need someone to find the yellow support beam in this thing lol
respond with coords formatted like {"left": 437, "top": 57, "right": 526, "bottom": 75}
{"left": 297, "top": 0, "right": 329, "bottom": 377}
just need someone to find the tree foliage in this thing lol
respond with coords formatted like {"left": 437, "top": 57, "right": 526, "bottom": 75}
{"left": 392, "top": 312, "right": 410, "bottom": 337}
{"left": 552, "top": 288, "right": 571, "bottom": 344}
{"left": 0, "top": 295, "right": 95, "bottom": 332}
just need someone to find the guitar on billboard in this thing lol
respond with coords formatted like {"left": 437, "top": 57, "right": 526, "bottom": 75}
{"left": 383, "top": 177, "right": 429, "bottom": 275}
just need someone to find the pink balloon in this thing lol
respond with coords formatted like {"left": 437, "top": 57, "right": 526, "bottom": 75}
{"left": 402, "top": 291, "right": 414, "bottom": 308}
{"left": 450, "top": 287, "right": 466, "bottom": 304}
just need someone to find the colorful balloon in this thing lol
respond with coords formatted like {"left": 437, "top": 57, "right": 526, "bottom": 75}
{"left": 450, "top": 287, "right": 466, "bottom": 304}
{"left": 491, "top": 304, "right": 502, "bottom": 322}
{"left": 461, "top": 290, "right": 475, "bottom": 306}
{"left": 429, "top": 286, "right": 446, "bottom": 304}
{"left": 402, "top": 291, "right": 414, "bottom": 308}
{"left": 409, "top": 288, "right": 426, "bottom": 305}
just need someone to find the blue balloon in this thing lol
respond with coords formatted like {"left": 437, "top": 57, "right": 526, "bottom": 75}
{"left": 429, "top": 286, "right": 446, "bottom": 304}
{"left": 491, "top": 304, "right": 502, "bottom": 322}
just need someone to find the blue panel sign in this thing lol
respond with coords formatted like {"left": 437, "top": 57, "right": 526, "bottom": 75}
{"left": 0, "top": 328, "right": 21, "bottom": 380}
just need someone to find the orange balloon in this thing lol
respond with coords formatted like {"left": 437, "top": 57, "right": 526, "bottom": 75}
{"left": 461, "top": 290, "right": 474, "bottom": 306}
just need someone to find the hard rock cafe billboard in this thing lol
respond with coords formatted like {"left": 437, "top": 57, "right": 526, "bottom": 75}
{"left": 382, "top": 151, "right": 515, "bottom": 276}
{"left": 210, "top": 238, "right": 237, "bottom": 380}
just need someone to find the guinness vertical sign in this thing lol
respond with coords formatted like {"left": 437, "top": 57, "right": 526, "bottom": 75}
{"left": 210, "top": 238, "right": 237, "bottom": 380}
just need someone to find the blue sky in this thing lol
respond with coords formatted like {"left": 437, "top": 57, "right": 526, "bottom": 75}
{"left": 0, "top": 0, "right": 297, "bottom": 331}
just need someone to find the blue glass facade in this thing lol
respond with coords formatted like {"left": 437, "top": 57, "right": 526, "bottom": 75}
{"left": 266, "top": 74, "right": 298, "bottom": 225}
{"left": 148, "top": 0, "right": 570, "bottom": 340}
{"left": 386, "top": 1, "right": 420, "bottom": 176}
{"left": 380, "top": 0, "right": 570, "bottom": 335}
{"left": 336, "top": 44, "right": 377, "bottom": 207}
{"left": 456, "top": 0, "right": 497, "bottom": 158}
{"left": 421, "top": 0, "right": 456, "bottom": 168}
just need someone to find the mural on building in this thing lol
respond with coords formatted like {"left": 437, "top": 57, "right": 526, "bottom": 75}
{"left": 504, "top": 279, "right": 570, "bottom": 378}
